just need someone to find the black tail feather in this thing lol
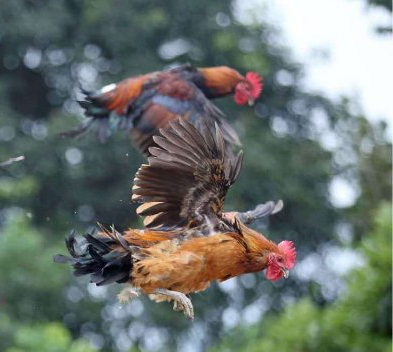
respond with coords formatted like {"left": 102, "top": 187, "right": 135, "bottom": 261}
{"left": 59, "top": 87, "right": 119, "bottom": 141}
{"left": 54, "top": 229, "right": 132, "bottom": 286}
{"left": 84, "top": 233, "right": 111, "bottom": 253}
{"left": 65, "top": 230, "right": 78, "bottom": 257}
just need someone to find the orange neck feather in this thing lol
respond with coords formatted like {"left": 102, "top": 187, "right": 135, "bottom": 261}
{"left": 199, "top": 66, "right": 244, "bottom": 96}
{"left": 240, "top": 223, "right": 279, "bottom": 254}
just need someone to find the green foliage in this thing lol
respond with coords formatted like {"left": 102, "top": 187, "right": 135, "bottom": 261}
{"left": 0, "top": 176, "right": 38, "bottom": 201}
{"left": 331, "top": 102, "right": 392, "bottom": 238}
{"left": 343, "top": 204, "right": 392, "bottom": 336}
{"left": 5, "top": 322, "right": 97, "bottom": 352}
{"left": 0, "top": 216, "right": 69, "bottom": 320}
{"left": 0, "top": 215, "right": 105, "bottom": 351}
{"left": 211, "top": 204, "right": 392, "bottom": 352}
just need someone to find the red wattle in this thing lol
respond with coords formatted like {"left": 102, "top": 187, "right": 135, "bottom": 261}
{"left": 234, "top": 90, "right": 248, "bottom": 105}
{"left": 265, "top": 263, "right": 282, "bottom": 282}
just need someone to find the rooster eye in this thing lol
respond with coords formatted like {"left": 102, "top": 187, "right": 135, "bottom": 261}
{"left": 277, "top": 256, "right": 283, "bottom": 262}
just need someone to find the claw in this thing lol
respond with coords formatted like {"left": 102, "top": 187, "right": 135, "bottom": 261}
{"left": 171, "top": 295, "right": 194, "bottom": 319}
{"left": 153, "top": 288, "right": 194, "bottom": 319}
{"left": 173, "top": 300, "right": 182, "bottom": 312}
{"left": 117, "top": 287, "right": 140, "bottom": 303}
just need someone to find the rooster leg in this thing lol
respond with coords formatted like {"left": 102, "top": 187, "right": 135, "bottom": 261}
{"left": 117, "top": 287, "right": 140, "bottom": 303}
{"left": 236, "top": 200, "right": 284, "bottom": 224}
{"left": 153, "top": 289, "right": 194, "bottom": 320}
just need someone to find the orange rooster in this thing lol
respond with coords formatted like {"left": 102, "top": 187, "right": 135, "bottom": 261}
{"left": 62, "top": 64, "right": 262, "bottom": 155}
{"left": 55, "top": 118, "right": 295, "bottom": 319}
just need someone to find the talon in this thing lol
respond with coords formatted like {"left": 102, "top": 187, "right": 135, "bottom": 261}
{"left": 117, "top": 287, "right": 139, "bottom": 303}
{"left": 173, "top": 300, "right": 182, "bottom": 312}
{"left": 154, "top": 288, "right": 194, "bottom": 320}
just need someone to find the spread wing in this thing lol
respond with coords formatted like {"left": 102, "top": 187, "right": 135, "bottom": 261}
{"left": 61, "top": 68, "right": 240, "bottom": 155}
{"left": 132, "top": 118, "right": 243, "bottom": 230}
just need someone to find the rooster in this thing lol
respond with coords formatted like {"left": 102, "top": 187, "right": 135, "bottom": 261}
{"left": 62, "top": 64, "right": 262, "bottom": 155}
{"left": 54, "top": 118, "right": 295, "bottom": 319}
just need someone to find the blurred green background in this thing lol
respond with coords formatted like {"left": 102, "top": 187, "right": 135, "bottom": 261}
{"left": 0, "top": 1, "right": 391, "bottom": 351}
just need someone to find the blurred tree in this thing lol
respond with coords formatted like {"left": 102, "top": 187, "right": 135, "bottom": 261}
{"left": 330, "top": 103, "right": 392, "bottom": 239}
{"left": 365, "top": 0, "right": 392, "bottom": 33}
{"left": 367, "top": 0, "right": 392, "bottom": 12}
{"left": 4, "top": 322, "right": 97, "bottom": 352}
{"left": 0, "top": 215, "right": 105, "bottom": 351}
{"left": 210, "top": 204, "right": 392, "bottom": 352}
{"left": 0, "top": 0, "right": 391, "bottom": 351}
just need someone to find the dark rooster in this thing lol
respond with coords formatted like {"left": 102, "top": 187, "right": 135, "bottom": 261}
{"left": 62, "top": 64, "right": 262, "bottom": 155}
{"left": 55, "top": 118, "right": 294, "bottom": 319}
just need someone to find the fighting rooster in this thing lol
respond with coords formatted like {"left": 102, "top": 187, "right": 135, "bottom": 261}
{"left": 62, "top": 64, "right": 262, "bottom": 155}
{"left": 55, "top": 119, "right": 295, "bottom": 319}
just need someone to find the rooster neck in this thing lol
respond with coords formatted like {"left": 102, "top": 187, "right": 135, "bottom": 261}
{"left": 241, "top": 224, "right": 279, "bottom": 252}
{"left": 197, "top": 66, "right": 244, "bottom": 99}
{"left": 240, "top": 224, "right": 280, "bottom": 273}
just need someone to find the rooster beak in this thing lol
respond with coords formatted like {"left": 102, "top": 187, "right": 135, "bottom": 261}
{"left": 248, "top": 98, "right": 255, "bottom": 106}
{"left": 281, "top": 268, "right": 289, "bottom": 279}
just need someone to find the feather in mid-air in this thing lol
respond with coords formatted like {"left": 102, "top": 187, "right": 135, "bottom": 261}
{"left": 54, "top": 118, "right": 296, "bottom": 319}
{"left": 61, "top": 64, "right": 262, "bottom": 155}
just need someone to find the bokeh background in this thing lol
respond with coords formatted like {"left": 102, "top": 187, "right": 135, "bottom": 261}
{"left": 0, "top": 1, "right": 391, "bottom": 351}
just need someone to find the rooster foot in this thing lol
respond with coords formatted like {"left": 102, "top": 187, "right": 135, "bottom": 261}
{"left": 154, "top": 288, "right": 194, "bottom": 320}
{"left": 117, "top": 287, "right": 140, "bottom": 303}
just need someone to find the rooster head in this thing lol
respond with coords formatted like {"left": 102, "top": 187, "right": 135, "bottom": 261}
{"left": 265, "top": 240, "right": 296, "bottom": 281}
{"left": 234, "top": 72, "right": 263, "bottom": 106}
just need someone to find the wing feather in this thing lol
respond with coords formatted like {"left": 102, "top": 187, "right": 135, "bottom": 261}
{"left": 132, "top": 118, "right": 243, "bottom": 231}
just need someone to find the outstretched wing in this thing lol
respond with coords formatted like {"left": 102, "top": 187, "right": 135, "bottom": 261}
{"left": 132, "top": 118, "right": 243, "bottom": 230}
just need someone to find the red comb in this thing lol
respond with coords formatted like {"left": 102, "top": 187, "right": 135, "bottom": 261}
{"left": 245, "top": 72, "right": 263, "bottom": 99}
{"left": 278, "top": 240, "right": 296, "bottom": 269}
